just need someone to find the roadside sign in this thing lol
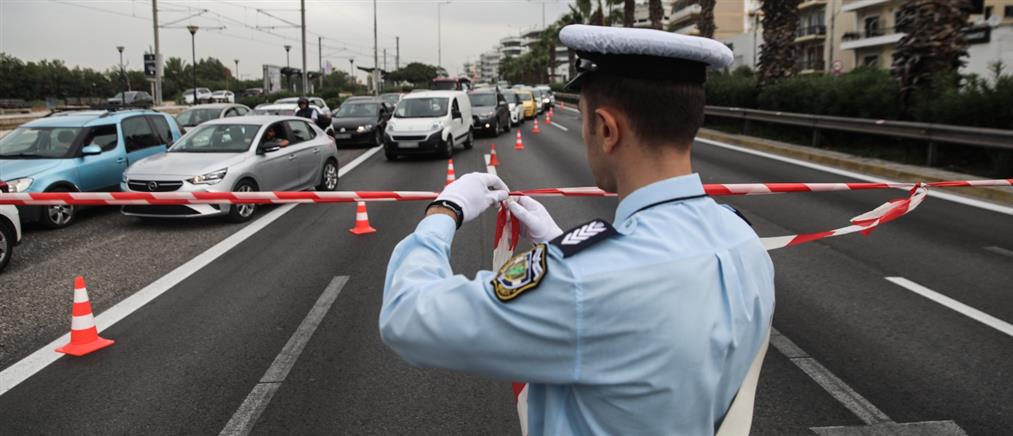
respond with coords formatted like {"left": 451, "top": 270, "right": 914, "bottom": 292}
{"left": 831, "top": 60, "right": 844, "bottom": 76}
{"left": 144, "top": 54, "right": 156, "bottom": 77}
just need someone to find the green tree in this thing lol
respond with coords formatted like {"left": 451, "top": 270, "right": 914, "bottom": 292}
{"left": 758, "top": 0, "right": 802, "bottom": 85}
{"left": 385, "top": 62, "right": 440, "bottom": 88}
{"left": 698, "top": 0, "right": 717, "bottom": 38}
{"left": 892, "top": 0, "right": 970, "bottom": 113}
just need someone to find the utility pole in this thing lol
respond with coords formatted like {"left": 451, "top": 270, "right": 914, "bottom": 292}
{"left": 301, "top": 0, "right": 308, "bottom": 94}
{"left": 384, "top": 48, "right": 388, "bottom": 72}
{"left": 234, "top": 59, "right": 239, "bottom": 82}
{"left": 187, "top": 25, "right": 199, "bottom": 106}
{"left": 152, "top": 0, "right": 162, "bottom": 105}
{"left": 373, "top": 0, "right": 379, "bottom": 96}
{"left": 318, "top": 36, "right": 324, "bottom": 90}
{"left": 437, "top": 2, "right": 443, "bottom": 69}
{"left": 285, "top": 44, "right": 292, "bottom": 91}
{"left": 395, "top": 36, "right": 400, "bottom": 69}
{"left": 349, "top": 58, "right": 355, "bottom": 85}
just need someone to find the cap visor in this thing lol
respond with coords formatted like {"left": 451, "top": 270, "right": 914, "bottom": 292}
{"left": 564, "top": 72, "right": 588, "bottom": 92}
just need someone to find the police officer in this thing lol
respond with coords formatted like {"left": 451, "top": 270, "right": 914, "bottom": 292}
{"left": 380, "top": 24, "right": 775, "bottom": 435}
{"left": 294, "top": 97, "right": 319, "bottom": 121}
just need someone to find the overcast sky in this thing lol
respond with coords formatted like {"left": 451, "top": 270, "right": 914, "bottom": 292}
{"left": 0, "top": 0, "right": 576, "bottom": 83}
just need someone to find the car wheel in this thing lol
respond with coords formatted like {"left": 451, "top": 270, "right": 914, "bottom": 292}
{"left": 0, "top": 220, "right": 13, "bottom": 272}
{"left": 463, "top": 131, "right": 474, "bottom": 149}
{"left": 317, "top": 159, "right": 339, "bottom": 191}
{"left": 492, "top": 119, "right": 500, "bottom": 137}
{"left": 373, "top": 130, "right": 382, "bottom": 147}
{"left": 441, "top": 136, "right": 454, "bottom": 158}
{"left": 385, "top": 149, "right": 399, "bottom": 161}
{"left": 227, "top": 180, "right": 258, "bottom": 223}
{"left": 40, "top": 187, "right": 75, "bottom": 229}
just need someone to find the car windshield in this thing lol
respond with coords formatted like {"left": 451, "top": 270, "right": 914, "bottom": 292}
{"left": 518, "top": 92, "right": 533, "bottom": 102}
{"left": 251, "top": 108, "right": 295, "bottom": 116}
{"left": 469, "top": 93, "right": 497, "bottom": 107}
{"left": 502, "top": 91, "right": 516, "bottom": 103}
{"left": 381, "top": 94, "right": 400, "bottom": 105}
{"left": 0, "top": 127, "right": 81, "bottom": 158}
{"left": 275, "top": 97, "right": 300, "bottom": 104}
{"left": 335, "top": 103, "right": 379, "bottom": 118}
{"left": 395, "top": 98, "right": 448, "bottom": 118}
{"left": 111, "top": 92, "right": 136, "bottom": 99}
{"left": 176, "top": 108, "right": 221, "bottom": 126}
{"left": 169, "top": 124, "right": 258, "bottom": 153}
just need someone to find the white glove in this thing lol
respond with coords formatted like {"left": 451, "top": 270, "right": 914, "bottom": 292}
{"left": 437, "top": 173, "right": 510, "bottom": 223}
{"left": 507, "top": 196, "right": 563, "bottom": 243}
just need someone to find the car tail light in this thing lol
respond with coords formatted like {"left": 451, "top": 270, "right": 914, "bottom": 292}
{"left": 0, "top": 181, "right": 8, "bottom": 193}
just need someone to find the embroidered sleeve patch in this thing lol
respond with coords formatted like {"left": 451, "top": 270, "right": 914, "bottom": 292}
{"left": 492, "top": 244, "right": 548, "bottom": 302}
{"left": 550, "top": 219, "right": 618, "bottom": 258}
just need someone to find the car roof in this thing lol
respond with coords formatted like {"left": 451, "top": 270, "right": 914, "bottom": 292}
{"left": 181, "top": 103, "right": 232, "bottom": 110}
{"left": 405, "top": 90, "right": 464, "bottom": 98}
{"left": 341, "top": 97, "right": 383, "bottom": 104}
{"left": 469, "top": 89, "right": 498, "bottom": 95}
{"left": 202, "top": 115, "right": 302, "bottom": 126}
{"left": 254, "top": 103, "right": 319, "bottom": 109}
{"left": 25, "top": 109, "right": 162, "bottom": 128}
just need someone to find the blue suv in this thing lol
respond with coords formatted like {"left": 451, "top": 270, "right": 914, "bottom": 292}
{"left": 0, "top": 109, "right": 181, "bottom": 228}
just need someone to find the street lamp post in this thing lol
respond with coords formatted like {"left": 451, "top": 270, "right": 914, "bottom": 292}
{"left": 284, "top": 44, "right": 292, "bottom": 92}
{"left": 234, "top": 59, "right": 239, "bottom": 84}
{"left": 116, "top": 46, "right": 126, "bottom": 105}
{"left": 187, "top": 25, "right": 199, "bottom": 106}
{"left": 349, "top": 59, "right": 355, "bottom": 83}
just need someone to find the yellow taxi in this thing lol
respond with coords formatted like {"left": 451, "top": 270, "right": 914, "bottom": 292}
{"left": 515, "top": 90, "right": 538, "bottom": 119}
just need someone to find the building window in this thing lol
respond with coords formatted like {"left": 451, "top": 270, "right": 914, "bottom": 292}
{"left": 984, "top": 6, "right": 993, "bottom": 19}
{"left": 863, "top": 55, "right": 880, "bottom": 68}
{"left": 1005, "top": 6, "right": 1012, "bottom": 18}
{"left": 864, "top": 16, "right": 880, "bottom": 36}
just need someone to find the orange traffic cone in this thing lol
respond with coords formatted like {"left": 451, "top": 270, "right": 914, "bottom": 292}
{"left": 489, "top": 144, "right": 500, "bottom": 167}
{"left": 545, "top": 112, "right": 552, "bottom": 124}
{"left": 348, "top": 201, "right": 377, "bottom": 235}
{"left": 445, "top": 159, "right": 456, "bottom": 185}
{"left": 532, "top": 119, "right": 541, "bottom": 134}
{"left": 515, "top": 130, "right": 524, "bottom": 150}
{"left": 56, "top": 276, "right": 115, "bottom": 356}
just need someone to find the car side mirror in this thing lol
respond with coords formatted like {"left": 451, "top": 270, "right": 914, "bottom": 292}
{"left": 81, "top": 144, "right": 102, "bottom": 156}
{"left": 452, "top": 110, "right": 462, "bottom": 119}
{"left": 258, "top": 144, "right": 280, "bottom": 154}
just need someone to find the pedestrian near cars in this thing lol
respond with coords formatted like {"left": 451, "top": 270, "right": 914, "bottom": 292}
{"left": 379, "top": 24, "right": 775, "bottom": 436}
{"left": 294, "top": 97, "right": 319, "bottom": 121}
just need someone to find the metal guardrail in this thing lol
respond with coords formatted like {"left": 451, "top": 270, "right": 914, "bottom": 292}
{"left": 705, "top": 106, "right": 1013, "bottom": 165}
{"left": 553, "top": 93, "right": 1012, "bottom": 166}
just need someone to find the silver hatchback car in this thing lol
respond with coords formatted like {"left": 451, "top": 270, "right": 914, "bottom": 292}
{"left": 121, "top": 116, "right": 339, "bottom": 222}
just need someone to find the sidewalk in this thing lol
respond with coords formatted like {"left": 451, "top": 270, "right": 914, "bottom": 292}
{"left": 697, "top": 128, "right": 1013, "bottom": 207}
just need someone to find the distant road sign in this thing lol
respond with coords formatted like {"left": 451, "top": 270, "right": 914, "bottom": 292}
{"left": 144, "top": 54, "right": 156, "bottom": 77}
{"left": 831, "top": 60, "right": 844, "bottom": 76}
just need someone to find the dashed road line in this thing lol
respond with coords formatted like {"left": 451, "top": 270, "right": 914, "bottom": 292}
{"left": 886, "top": 276, "right": 1013, "bottom": 338}
{"left": 550, "top": 122, "right": 569, "bottom": 131}
{"left": 984, "top": 246, "right": 1013, "bottom": 259}
{"left": 220, "top": 276, "right": 349, "bottom": 436}
{"left": 0, "top": 147, "right": 382, "bottom": 396}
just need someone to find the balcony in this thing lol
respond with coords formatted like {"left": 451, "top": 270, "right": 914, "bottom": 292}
{"left": 795, "top": 24, "right": 827, "bottom": 42}
{"left": 798, "top": 0, "right": 827, "bottom": 10}
{"left": 670, "top": 3, "right": 702, "bottom": 26}
{"left": 796, "top": 58, "right": 826, "bottom": 72}
{"left": 841, "top": 27, "right": 905, "bottom": 50}
{"left": 841, "top": 0, "right": 891, "bottom": 13}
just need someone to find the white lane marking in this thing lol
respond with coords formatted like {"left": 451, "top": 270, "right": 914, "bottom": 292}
{"left": 484, "top": 154, "right": 496, "bottom": 176}
{"left": 769, "top": 328, "right": 893, "bottom": 425}
{"left": 885, "top": 277, "right": 1013, "bottom": 338}
{"left": 696, "top": 138, "right": 1013, "bottom": 217}
{"left": 220, "top": 276, "right": 349, "bottom": 436}
{"left": 560, "top": 105, "right": 581, "bottom": 114}
{"left": 0, "top": 148, "right": 381, "bottom": 396}
{"left": 551, "top": 122, "right": 569, "bottom": 132}
{"left": 984, "top": 246, "right": 1013, "bottom": 259}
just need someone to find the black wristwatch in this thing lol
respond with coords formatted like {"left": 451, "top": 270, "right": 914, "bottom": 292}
{"left": 427, "top": 200, "right": 464, "bottom": 229}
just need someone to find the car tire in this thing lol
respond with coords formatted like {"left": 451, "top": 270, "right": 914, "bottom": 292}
{"left": 463, "top": 131, "right": 474, "bottom": 150}
{"left": 492, "top": 119, "right": 500, "bottom": 137}
{"left": 385, "top": 149, "right": 399, "bottom": 161}
{"left": 441, "top": 136, "right": 454, "bottom": 158}
{"left": 373, "top": 130, "right": 382, "bottom": 147}
{"left": 40, "top": 187, "right": 75, "bottom": 229}
{"left": 316, "top": 159, "right": 339, "bottom": 191}
{"left": 227, "top": 179, "right": 258, "bottom": 223}
{"left": 0, "top": 220, "right": 14, "bottom": 273}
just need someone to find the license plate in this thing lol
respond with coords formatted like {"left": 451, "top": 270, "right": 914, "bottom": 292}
{"left": 334, "top": 133, "right": 351, "bottom": 139}
{"left": 399, "top": 141, "right": 420, "bottom": 149}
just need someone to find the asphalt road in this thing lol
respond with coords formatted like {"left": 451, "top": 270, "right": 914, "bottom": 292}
{"left": 1, "top": 108, "right": 1011, "bottom": 435}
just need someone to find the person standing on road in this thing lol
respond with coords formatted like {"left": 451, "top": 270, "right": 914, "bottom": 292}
{"left": 294, "top": 97, "right": 319, "bottom": 121}
{"left": 380, "top": 24, "right": 774, "bottom": 436}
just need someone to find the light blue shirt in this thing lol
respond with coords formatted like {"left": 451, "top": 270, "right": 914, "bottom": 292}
{"left": 380, "top": 174, "right": 775, "bottom": 435}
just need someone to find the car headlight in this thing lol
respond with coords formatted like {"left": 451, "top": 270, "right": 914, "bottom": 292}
{"left": 357, "top": 124, "right": 374, "bottom": 133}
{"left": 430, "top": 122, "right": 444, "bottom": 131}
{"left": 187, "top": 168, "right": 228, "bottom": 185}
{"left": 6, "top": 178, "right": 33, "bottom": 193}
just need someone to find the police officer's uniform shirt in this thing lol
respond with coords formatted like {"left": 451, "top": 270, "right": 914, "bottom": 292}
{"left": 381, "top": 174, "right": 775, "bottom": 435}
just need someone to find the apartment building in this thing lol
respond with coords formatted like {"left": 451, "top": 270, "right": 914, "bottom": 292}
{"left": 669, "top": 0, "right": 753, "bottom": 39}
{"left": 841, "top": 0, "right": 1013, "bottom": 76}
{"left": 795, "top": 0, "right": 856, "bottom": 74}
{"left": 630, "top": 2, "right": 672, "bottom": 29}
{"left": 479, "top": 50, "right": 501, "bottom": 83}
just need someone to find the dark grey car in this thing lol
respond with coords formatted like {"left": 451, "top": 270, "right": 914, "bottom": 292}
{"left": 468, "top": 89, "right": 511, "bottom": 137}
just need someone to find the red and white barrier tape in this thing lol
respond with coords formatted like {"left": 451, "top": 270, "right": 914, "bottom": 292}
{"left": 0, "top": 179, "right": 1008, "bottom": 206}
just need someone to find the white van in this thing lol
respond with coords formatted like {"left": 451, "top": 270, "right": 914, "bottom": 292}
{"left": 382, "top": 90, "right": 474, "bottom": 160}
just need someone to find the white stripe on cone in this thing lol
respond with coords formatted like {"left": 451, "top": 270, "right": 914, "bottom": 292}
{"left": 71, "top": 314, "right": 96, "bottom": 331}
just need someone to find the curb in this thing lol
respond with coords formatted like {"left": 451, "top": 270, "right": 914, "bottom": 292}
{"left": 697, "top": 128, "right": 1013, "bottom": 207}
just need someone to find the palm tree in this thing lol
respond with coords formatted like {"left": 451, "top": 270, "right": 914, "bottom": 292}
{"left": 891, "top": 0, "right": 970, "bottom": 111}
{"left": 556, "top": 0, "right": 594, "bottom": 79}
{"left": 698, "top": 0, "right": 717, "bottom": 38}
{"left": 758, "top": 0, "right": 802, "bottom": 85}
{"left": 648, "top": 0, "right": 664, "bottom": 30}
{"left": 624, "top": 0, "right": 635, "bottom": 27}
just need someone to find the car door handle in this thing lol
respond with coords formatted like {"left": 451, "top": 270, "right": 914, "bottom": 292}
{"left": 116, "top": 157, "right": 126, "bottom": 163}
{"left": 288, "top": 154, "right": 296, "bottom": 160}
{"left": 312, "top": 147, "right": 319, "bottom": 154}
